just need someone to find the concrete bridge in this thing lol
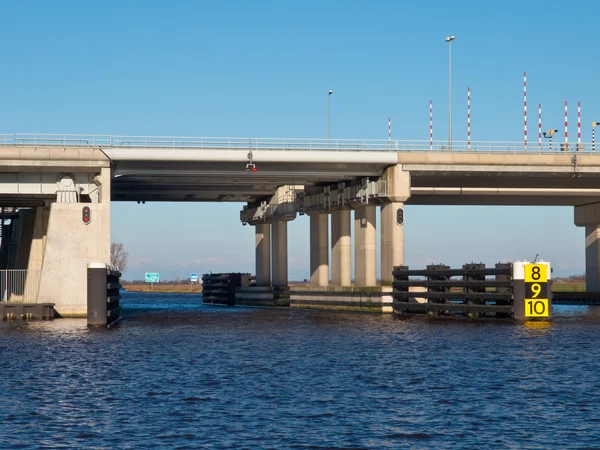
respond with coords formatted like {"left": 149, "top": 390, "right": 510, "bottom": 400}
{"left": 1, "top": 133, "right": 599, "bottom": 315}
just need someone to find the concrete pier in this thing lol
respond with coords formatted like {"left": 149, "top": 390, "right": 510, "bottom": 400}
{"left": 380, "top": 165, "right": 410, "bottom": 285}
{"left": 255, "top": 223, "right": 271, "bottom": 286}
{"left": 37, "top": 167, "right": 112, "bottom": 316}
{"left": 354, "top": 204, "right": 377, "bottom": 286}
{"left": 331, "top": 209, "right": 351, "bottom": 286}
{"left": 574, "top": 203, "right": 600, "bottom": 291}
{"left": 309, "top": 212, "right": 329, "bottom": 286}
{"left": 271, "top": 220, "right": 288, "bottom": 286}
{"left": 584, "top": 225, "right": 600, "bottom": 292}
{"left": 380, "top": 202, "right": 404, "bottom": 285}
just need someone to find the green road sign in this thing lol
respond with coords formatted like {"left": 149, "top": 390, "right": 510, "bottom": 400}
{"left": 145, "top": 272, "right": 160, "bottom": 283}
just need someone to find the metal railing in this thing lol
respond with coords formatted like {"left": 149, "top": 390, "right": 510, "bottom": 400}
{"left": 0, "top": 270, "right": 40, "bottom": 303}
{"left": 0, "top": 133, "right": 596, "bottom": 153}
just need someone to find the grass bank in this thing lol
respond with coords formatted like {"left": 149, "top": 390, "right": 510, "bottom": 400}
{"left": 124, "top": 284, "right": 203, "bottom": 293}
{"left": 121, "top": 282, "right": 586, "bottom": 294}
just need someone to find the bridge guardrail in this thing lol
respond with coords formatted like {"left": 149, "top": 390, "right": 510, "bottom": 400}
{"left": 0, "top": 133, "right": 596, "bottom": 153}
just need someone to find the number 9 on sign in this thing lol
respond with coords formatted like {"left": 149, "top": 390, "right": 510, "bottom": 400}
{"left": 525, "top": 299, "right": 549, "bottom": 318}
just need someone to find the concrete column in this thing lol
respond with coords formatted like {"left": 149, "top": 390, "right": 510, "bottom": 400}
{"left": 309, "top": 212, "right": 329, "bottom": 286}
{"left": 574, "top": 203, "right": 600, "bottom": 292}
{"left": 354, "top": 204, "right": 377, "bottom": 286}
{"left": 380, "top": 202, "right": 404, "bottom": 285}
{"left": 331, "top": 209, "right": 351, "bottom": 286}
{"left": 585, "top": 225, "right": 600, "bottom": 292}
{"left": 380, "top": 165, "right": 410, "bottom": 286}
{"left": 271, "top": 220, "right": 288, "bottom": 286}
{"left": 255, "top": 223, "right": 271, "bottom": 286}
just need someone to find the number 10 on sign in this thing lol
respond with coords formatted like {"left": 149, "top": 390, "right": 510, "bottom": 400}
{"left": 524, "top": 264, "right": 549, "bottom": 318}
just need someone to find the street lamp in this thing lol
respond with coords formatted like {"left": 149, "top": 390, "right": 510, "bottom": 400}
{"left": 328, "top": 89, "right": 333, "bottom": 142}
{"left": 445, "top": 36, "right": 455, "bottom": 150}
{"left": 543, "top": 129, "right": 558, "bottom": 151}
{"left": 593, "top": 122, "right": 599, "bottom": 152}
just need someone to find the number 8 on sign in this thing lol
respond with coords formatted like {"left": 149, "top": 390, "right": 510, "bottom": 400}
{"left": 524, "top": 264, "right": 547, "bottom": 283}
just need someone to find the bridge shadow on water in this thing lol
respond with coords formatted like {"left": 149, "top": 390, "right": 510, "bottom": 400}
{"left": 118, "top": 291, "right": 600, "bottom": 326}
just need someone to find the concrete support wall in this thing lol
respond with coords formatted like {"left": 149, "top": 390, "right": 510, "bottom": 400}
{"left": 255, "top": 223, "right": 271, "bottom": 286}
{"left": 37, "top": 167, "right": 111, "bottom": 316}
{"left": 574, "top": 203, "right": 600, "bottom": 292}
{"left": 380, "top": 202, "right": 404, "bottom": 285}
{"left": 331, "top": 209, "right": 351, "bottom": 286}
{"left": 585, "top": 225, "right": 600, "bottom": 292}
{"left": 271, "top": 220, "right": 288, "bottom": 286}
{"left": 354, "top": 205, "right": 377, "bottom": 286}
{"left": 36, "top": 202, "right": 111, "bottom": 315}
{"left": 309, "top": 213, "right": 329, "bottom": 286}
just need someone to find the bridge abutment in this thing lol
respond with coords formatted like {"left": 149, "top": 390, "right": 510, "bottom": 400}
{"left": 36, "top": 167, "right": 111, "bottom": 316}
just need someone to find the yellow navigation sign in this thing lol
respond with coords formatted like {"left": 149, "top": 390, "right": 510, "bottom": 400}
{"left": 525, "top": 299, "right": 549, "bottom": 317}
{"left": 524, "top": 264, "right": 548, "bottom": 283}
{"left": 524, "top": 263, "right": 549, "bottom": 318}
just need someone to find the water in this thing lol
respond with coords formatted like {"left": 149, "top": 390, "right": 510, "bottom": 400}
{"left": 1, "top": 292, "right": 600, "bottom": 448}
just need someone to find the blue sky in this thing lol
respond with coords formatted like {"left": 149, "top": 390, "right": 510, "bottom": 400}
{"left": 1, "top": 0, "right": 598, "bottom": 280}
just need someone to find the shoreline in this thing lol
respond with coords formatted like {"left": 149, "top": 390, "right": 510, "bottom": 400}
{"left": 122, "top": 282, "right": 585, "bottom": 294}
{"left": 123, "top": 284, "right": 203, "bottom": 293}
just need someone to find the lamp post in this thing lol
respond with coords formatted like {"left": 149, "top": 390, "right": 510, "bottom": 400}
{"left": 445, "top": 36, "right": 455, "bottom": 150}
{"left": 328, "top": 89, "right": 333, "bottom": 142}
{"left": 543, "top": 129, "right": 558, "bottom": 151}
{"left": 593, "top": 122, "right": 599, "bottom": 152}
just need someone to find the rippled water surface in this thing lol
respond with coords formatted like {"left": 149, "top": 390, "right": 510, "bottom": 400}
{"left": 2, "top": 292, "right": 600, "bottom": 448}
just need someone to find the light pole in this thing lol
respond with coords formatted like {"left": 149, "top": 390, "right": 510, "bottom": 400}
{"left": 328, "top": 89, "right": 333, "bottom": 142}
{"left": 445, "top": 35, "right": 455, "bottom": 150}
{"left": 593, "top": 122, "right": 599, "bottom": 152}
{"left": 543, "top": 129, "right": 558, "bottom": 151}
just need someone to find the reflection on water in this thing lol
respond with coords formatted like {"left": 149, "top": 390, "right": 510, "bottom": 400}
{"left": 1, "top": 293, "right": 600, "bottom": 448}
{"left": 523, "top": 320, "right": 553, "bottom": 331}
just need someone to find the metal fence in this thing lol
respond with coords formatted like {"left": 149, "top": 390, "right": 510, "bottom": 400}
{"left": 0, "top": 270, "right": 40, "bottom": 303}
{"left": 0, "top": 133, "right": 596, "bottom": 153}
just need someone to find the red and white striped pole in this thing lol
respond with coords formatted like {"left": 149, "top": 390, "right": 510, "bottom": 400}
{"left": 538, "top": 104, "right": 542, "bottom": 151}
{"left": 429, "top": 100, "right": 433, "bottom": 150}
{"left": 388, "top": 117, "right": 391, "bottom": 149}
{"left": 523, "top": 72, "right": 527, "bottom": 151}
{"left": 467, "top": 87, "right": 471, "bottom": 151}
{"left": 578, "top": 101, "right": 581, "bottom": 149}
{"left": 565, "top": 101, "right": 569, "bottom": 149}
